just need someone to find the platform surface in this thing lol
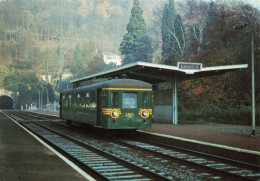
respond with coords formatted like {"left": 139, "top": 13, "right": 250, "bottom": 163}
{"left": 0, "top": 111, "right": 89, "bottom": 181}
{"left": 143, "top": 123, "right": 260, "bottom": 152}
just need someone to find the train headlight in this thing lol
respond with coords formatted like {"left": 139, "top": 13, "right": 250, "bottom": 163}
{"left": 141, "top": 110, "right": 149, "bottom": 118}
{"left": 111, "top": 109, "right": 119, "bottom": 118}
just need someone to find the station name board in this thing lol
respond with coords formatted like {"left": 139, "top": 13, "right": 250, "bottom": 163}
{"left": 177, "top": 62, "right": 202, "bottom": 70}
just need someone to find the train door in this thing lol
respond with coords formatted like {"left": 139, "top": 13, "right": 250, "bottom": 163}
{"left": 97, "top": 89, "right": 102, "bottom": 126}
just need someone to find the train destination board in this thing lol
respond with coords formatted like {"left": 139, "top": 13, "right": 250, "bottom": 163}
{"left": 178, "top": 62, "right": 202, "bottom": 70}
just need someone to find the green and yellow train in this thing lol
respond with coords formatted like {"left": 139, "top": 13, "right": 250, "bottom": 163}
{"left": 60, "top": 79, "right": 153, "bottom": 129}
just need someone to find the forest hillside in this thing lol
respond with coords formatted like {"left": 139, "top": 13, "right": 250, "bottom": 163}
{"left": 0, "top": 0, "right": 259, "bottom": 124}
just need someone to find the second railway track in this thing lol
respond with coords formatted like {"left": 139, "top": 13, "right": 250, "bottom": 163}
{"left": 3, "top": 110, "right": 260, "bottom": 180}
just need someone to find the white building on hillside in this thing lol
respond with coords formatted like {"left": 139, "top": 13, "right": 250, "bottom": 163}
{"left": 103, "top": 52, "right": 122, "bottom": 66}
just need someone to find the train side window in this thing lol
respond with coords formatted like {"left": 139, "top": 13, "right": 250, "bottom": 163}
{"left": 123, "top": 92, "right": 137, "bottom": 108}
{"left": 81, "top": 94, "right": 85, "bottom": 107}
{"left": 89, "top": 91, "right": 96, "bottom": 108}
{"left": 65, "top": 99, "right": 68, "bottom": 107}
{"left": 62, "top": 95, "right": 65, "bottom": 107}
{"left": 111, "top": 92, "right": 118, "bottom": 107}
{"left": 85, "top": 93, "right": 90, "bottom": 107}
{"left": 143, "top": 92, "right": 148, "bottom": 108}
{"left": 77, "top": 94, "right": 81, "bottom": 107}
{"left": 90, "top": 92, "right": 95, "bottom": 103}
{"left": 102, "top": 91, "right": 107, "bottom": 107}
{"left": 66, "top": 98, "right": 68, "bottom": 107}
{"left": 68, "top": 95, "right": 72, "bottom": 107}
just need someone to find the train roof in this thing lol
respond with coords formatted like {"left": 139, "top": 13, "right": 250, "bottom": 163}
{"left": 61, "top": 79, "right": 152, "bottom": 93}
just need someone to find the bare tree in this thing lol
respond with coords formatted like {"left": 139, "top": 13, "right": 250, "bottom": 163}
{"left": 184, "top": 0, "right": 209, "bottom": 54}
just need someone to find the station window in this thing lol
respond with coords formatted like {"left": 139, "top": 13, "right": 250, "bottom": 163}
{"left": 123, "top": 92, "right": 137, "bottom": 108}
{"left": 111, "top": 92, "right": 118, "bottom": 107}
{"left": 143, "top": 92, "right": 148, "bottom": 108}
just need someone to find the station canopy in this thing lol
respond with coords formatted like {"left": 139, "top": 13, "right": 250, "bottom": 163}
{"left": 71, "top": 61, "right": 248, "bottom": 124}
{"left": 71, "top": 61, "right": 248, "bottom": 86}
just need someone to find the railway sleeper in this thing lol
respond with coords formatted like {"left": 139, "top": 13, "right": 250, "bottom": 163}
{"left": 83, "top": 160, "right": 113, "bottom": 164}
{"left": 102, "top": 171, "right": 135, "bottom": 176}
{"left": 107, "top": 174, "right": 145, "bottom": 180}
{"left": 92, "top": 165, "right": 125, "bottom": 170}
{"left": 113, "top": 178, "right": 153, "bottom": 181}
{"left": 97, "top": 168, "right": 130, "bottom": 172}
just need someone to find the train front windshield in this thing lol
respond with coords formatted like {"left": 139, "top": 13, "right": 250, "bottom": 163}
{"left": 123, "top": 92, "right": 137, "bottom": 108}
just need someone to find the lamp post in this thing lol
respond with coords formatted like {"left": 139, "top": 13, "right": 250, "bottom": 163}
{"left": 233, "top": 23, "right": 256, "bottom": 136}
{"left": 42, "top": 75, "right": 50, "bottom": 106}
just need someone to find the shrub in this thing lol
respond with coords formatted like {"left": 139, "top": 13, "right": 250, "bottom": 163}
{"left": 179, "top": 104, "right": 259, "bottom": 125}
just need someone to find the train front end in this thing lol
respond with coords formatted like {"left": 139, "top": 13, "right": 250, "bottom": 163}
{"left": 100, "top": 79, "right": 153, "bottom": 129}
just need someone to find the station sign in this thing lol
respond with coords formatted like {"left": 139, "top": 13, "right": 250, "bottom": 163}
{"left": 177, "top": 62, "right": 202, "bottom": 70}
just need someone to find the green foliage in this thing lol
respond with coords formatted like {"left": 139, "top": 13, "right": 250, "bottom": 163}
{"left": 0, "top": 0, "right": 258, "bottom": 120}
{"left": 124, "top": 34, "right": 153, "bottom": 64}
{"left": 204, "top": 2, "right": 217, "bottom": 44}
{"left": 179, "top": 104, "right": 260, "bottom": 125}
{"left": 71, "top": 43, "right": 83, "bottom": 75}
{"left": 85, "top": 52, "right": 104, "bottom": 76}
{"left": 3, "top": 70, "right": 40, "bottom": 106}
{"left": 161, "top": 1, "right": 176, "bottom": 60}
{"left": 56, "top": 44, "right": 63, "bottom": 60}
{"left": 119, "top": 0, "right": 153, "bottom": 65}
{"left": 161, "top": 0, "right": 186, "bottom": 65}
{"left": 3, "top": 71, "right": 37, "bottom": 92}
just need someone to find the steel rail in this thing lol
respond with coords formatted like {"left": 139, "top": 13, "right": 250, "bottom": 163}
{"left": 115, "top": 138, "right": 260, "bottom": 181}
{"left": 24, "top": 121, "right": 171, "bottom": 181}
{"left": 5, "top": 110, "right": 259, "bottom": 180}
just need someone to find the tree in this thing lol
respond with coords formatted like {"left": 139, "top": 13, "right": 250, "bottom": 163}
{"left": 22, "top": 10, "right": 35, "bottom": 31}
{"left": 184, "top": 0, "right": 209, "bottom": 55}
{"left": 204, "top": 2, "right": 217, "bottom": 45}
{"left": 56, "top": 44, "right": 62, "bottom": 59}
{"left": 3, "top": 70, "right": 39, "bottom": 106}
{"left": 131, "top": 34, "right": 153, "bottom": 62}
{"left": 119, "top": 0, "right": 152, "bottom": 65}
{"left": 56, "top": 44, "right": 63, "bottom": 71}
{"left": 71, "top": 43, "right": 83, "bottom": 75}
{"left": 86, "top": 52, "right": 104, "bottom": 75}
{"left": 161, "top": 0, "right": 186, "bottom": 65}
{"left": 56, "top": 44, "right": 64, "bottom": 90}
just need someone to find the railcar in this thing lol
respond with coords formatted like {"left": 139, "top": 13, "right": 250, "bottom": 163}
{"left": 60, "top": 79, "right": 153, "bottom": 129}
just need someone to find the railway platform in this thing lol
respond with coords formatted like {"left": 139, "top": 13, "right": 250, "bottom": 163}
{"left": 143, "top": 123, "right": 260, "bottom": 152}
{"left": 0, "top": 111, "right": 93, "bottom": 181}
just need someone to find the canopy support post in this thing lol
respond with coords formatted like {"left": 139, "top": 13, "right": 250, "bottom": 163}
{"left": 172, "top": 76, "right": 178, "bottom": 124}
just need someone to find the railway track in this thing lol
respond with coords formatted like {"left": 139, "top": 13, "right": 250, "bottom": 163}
{"left": 3, "top": 111, "right": 170, "bottom": 180}
{"left": 114, "top": 138, "right": 260, "bottom": 180}
{"left": 5, "top": 110, "right": 59, "bottom": 121}
{"left": 4, "top": 110, "right": 260, "bottom": 180}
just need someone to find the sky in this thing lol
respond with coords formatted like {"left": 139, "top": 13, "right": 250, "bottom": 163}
{"left": 200, "top": 0, "right": 260, "bottom": 9}
{"left": 245, "top": 0, "right": 260, "bottom": 9}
